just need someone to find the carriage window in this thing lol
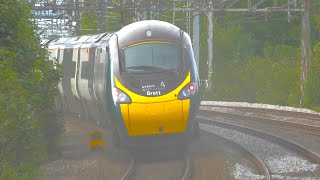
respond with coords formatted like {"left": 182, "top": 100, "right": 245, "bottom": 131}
{"left": 81, "top": 62, "right": 89, "bottom": 79}
{"left": 88, "top": 48, "right": 96, "bottom": 85}
{"left": 94, "top": 48, "right": 107, "bottom": 84}
{"left": 89, "top": 48, "right": 96, "bottom": 77}
{"left": 80, "top": 48, "right": 96, "bottom": 80}
{"left": 95, "top": 57, "right": 104, "bottom": 74}
{"left": 62, "top": 49, "right": 75, "bottom": 78}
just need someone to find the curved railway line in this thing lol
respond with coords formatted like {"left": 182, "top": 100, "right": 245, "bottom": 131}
{"left": 199, "top": 106, "right": 320, "bottom": 136}
{"left": 120, "top": 152, "right": 192, "bottom": 180}
{"left": 198, "top": 113, "right": 320, "bottom": 179}
{"left": 120, "top": 158, "right": 135, "bottom": 180}
{"left": 42, "top": 106, "right": 320, "bottom": 179}
{"left": 181, "top": 155, "right": 192, "bottom": 180}
{"left": 205, "top": 105, "right": 320, "bottom": 121}
{"left": 201, "top": 130, "right": 271, "bottom": 180}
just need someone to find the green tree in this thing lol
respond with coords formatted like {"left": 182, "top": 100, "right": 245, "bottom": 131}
{"left": 81, "top": 0, "right": 100, "bottom": 34}
{"left": 205, "top": 20, "right": 257, "bottom": 101}
{"left": 253, "top": 45, "right": 300, "bottom": 105}
{"left": 0, "top": 0, "right": 61, "bottom": 178}
{"left": 304, "top": 43, "right": 320, "bottom": 110}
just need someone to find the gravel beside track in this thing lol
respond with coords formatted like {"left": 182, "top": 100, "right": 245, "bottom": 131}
{"left": 198, "top": 108, "right": 320, "bottom": 155}
{"left": 200, "top": 106, "right": 320, "bottom": 127}
{"left": 41, "top": 103, "right": 320, "bottom": 179}
{"left": 41, "top": 114, "right": 131, "bottom": 180}
{"left": 128, "top": 147, "right": 190, "bottom": 180}
{"left": 198, "top": 115, "right": 320, "bottom": 179}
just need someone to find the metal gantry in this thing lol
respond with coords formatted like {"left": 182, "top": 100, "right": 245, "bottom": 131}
{"left": 31, "top": 0, "right": 309, "bottom": 104}
{"left": 31, "top": 0, "right": 305, "bottom": 37}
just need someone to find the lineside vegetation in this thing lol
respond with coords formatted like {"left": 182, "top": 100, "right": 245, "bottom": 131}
{"left": 0, "top": 0, "right": 61, "bottom": 178}
{"left": 81, "top": 1, "right": 320, "bottom": 111}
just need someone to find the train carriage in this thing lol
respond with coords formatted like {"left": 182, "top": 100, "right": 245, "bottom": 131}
{"left": 46, "top": 20, "right": 201, "bottom": 148}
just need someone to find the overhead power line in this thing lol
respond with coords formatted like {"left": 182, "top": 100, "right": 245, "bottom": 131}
{"left": 31, "top": 0, "right": 310, "bottom": 105}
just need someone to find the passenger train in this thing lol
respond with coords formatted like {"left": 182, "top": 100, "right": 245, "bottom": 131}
{"left": 43, "top": 20, "right": 201, "bottom": 148}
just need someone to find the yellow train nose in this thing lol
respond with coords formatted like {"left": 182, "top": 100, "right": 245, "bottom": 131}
{"left": 120, "top": 99, "right": 190, "bottom": 136}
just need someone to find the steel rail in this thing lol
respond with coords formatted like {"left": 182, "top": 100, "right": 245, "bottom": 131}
{"left": 197, "top": 115, "right": 320, "bottom": 165}
{"left": 181, "top": 154, "right": 192, "bottom": 180}
{"left": 121, "top": 153, "right": 192, "bottom": 180}
{"left": 198, "top": 108, "right": 320, "bottom": 136}
{"left": 120, "top": 158, "right": 136, "bottom": 180}
{"left": 201, "top": 105, "right": 320, "bottom": 121}
{"left": 201, "top": 130, "right": 271, "bottom": 180}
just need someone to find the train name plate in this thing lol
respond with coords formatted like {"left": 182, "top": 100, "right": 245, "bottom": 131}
{"left": 140, "top": 80, "right": 166, "bottom": 96}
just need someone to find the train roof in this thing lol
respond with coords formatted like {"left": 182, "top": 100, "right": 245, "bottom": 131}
{"left": 116, "top": 20, "right": 192, "bottom": 49}
{"left": 46, "top": 32, "right": 114, "bottom": 49}
{"left": 43, "top": 20, "right": 192, "bottom": 50}
{"left": 49, "top": 37, "right": 70, "bottom": 46}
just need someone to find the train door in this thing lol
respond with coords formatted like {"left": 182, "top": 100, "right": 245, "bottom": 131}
{"left": 77, "top": 48, "right": 92, "bottom": 121}
{"left": 48, "top": 49, "right": 63, "bottom": 113}
{"left": 93, "top": 47, "right": 107, "bottom": 108}
{"left": 93, "top": 46, "right": 110, "bottom": 127}
{"left": 88, "top": 48, "right": 96, "bottom": 102}
{"left": 71, "top": 49, "right": 80, "bottom": 99}
{"left": 58, "top": 49, "right": 64, "bottom": 97}
{"left": 67, "top": 47, "right": 87, "bottom": 117}
{"left": 87, "top": 48, "right": 103, "bottom": 124}
{"left": 61, "top": 48, "right": 75, "bottom": 112}
{"left": 79, "top": 48, "right": 91, "bottom": 100}
{"left": 57, "top": 48, "right": 70, "bottom": 113}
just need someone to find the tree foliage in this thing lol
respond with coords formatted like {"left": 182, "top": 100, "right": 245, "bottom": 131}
{"left": 198, "top": 1, "right": 320, "bottom": 110}
{"left": 0, "top": 0, "right": 61, "bottom": 178}
{"left": 83, "top": 1, "right": 320, "bottom": 109}
{"left": 304, "top": 43, "right": 320, "bottom": 110}
{"left": 81, "top": 0, "right": 100, "bottom": 34}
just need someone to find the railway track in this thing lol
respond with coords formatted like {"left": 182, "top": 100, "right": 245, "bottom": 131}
{"left": 44, "top": 108, "right": 320, "bottom": 179}
{"left": 120, "top": 158, "right": 136, "bottom": 180}
{"left": 201, "top": 130, "right": 271, "bottom": 180}
{"left": 181, "top": 154, "right": 192, "bottom": 180}
{"left": 204, "top": 105, "right": 320, "bottom": 121}
{"left": 198, "top": 114, "right": 320, "bottom": 179}
{"left": 199, "top": 107, "right": 320, "bottom": 136}
{"left": 120, "top": 152, "right": 192, "bottom": 180}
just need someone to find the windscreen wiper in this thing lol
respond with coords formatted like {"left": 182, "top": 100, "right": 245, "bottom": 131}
{"left": 126, "top": 66, "right": 176, "bottom": 73}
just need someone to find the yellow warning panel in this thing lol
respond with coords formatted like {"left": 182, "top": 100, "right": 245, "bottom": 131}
{"left": 122, "top": 99, "right": 189, "bottom": 136}
{"left": 89, "top": 130, "right": 104, "bottom": 150}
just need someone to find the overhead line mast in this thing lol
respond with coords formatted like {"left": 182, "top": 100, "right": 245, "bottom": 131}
{"left": 31, "top": 0, "right": 309, "bottom": 104}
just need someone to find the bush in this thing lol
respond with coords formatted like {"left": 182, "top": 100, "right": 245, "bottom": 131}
{"left": 304, "top": 43, "right": 320, "bottom": 110}
{"left": 0, "top": 0, "right": 61, "bottom": 177}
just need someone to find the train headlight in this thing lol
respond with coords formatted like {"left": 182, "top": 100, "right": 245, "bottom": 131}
{"left": 112, "top": 87, "right": 131, "bottom": 104}
{"left": 178, "top": 82, "right": 198, "bottom": 100}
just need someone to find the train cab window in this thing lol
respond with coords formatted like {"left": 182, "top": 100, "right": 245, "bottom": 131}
{"left": 182, "top": 46, "right": 193, "bottom": 68}
{"left": 121, "top": 42, "right": 180, "bottom": 73}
